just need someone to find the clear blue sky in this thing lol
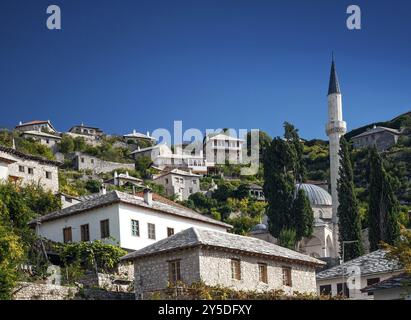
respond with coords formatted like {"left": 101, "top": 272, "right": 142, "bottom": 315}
{"left": 0, "top": 0, "right": 410, "bottom": 140}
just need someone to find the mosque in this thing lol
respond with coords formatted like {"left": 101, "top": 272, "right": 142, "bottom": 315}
{"left": 251, "top": 57, "right": 346, "bottom": 264}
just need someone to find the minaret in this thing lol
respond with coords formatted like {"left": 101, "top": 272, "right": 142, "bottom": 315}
{"left": 326, "top": 55, "right": 346, "bottom": 258}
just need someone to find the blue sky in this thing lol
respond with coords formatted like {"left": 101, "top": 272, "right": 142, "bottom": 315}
{"left": 0, "top": 0, "right": 410, "bottom": 140}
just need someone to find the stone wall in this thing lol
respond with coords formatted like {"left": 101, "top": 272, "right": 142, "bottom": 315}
{"left": 73, "top": 152, "right": 135, "bottom": 174}
{"left": 198, "top": 249, "right": 317, "bottom": 294}
{"left": 134, "top": 249, "right": 201, "bottom": 299}
{"left": 13, "top": 282, "right": 78, "bottom": 300}
{"left": 12, "top": 282, "right": 135, "bottom": 300}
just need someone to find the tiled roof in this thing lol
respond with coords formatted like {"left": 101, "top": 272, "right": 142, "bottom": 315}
{"left": 361, "top": 273, "right": 411, "bottom": 292}
{"left": 316, "top": 250, "right": 402, "bottom": 280}
{"left": 124, "top": 131, "right": 155, "bottom": 140}
{"left": 30, "top": 191, "right": 231, "bottom": 229}
{"left": 121, "top": 227, "right": 325, "bottom": 267}
{"left": 153, "top": 168, "right": 200, "bottom": 179}
{"left": 352, "top": 126, "right": 401, "bottom": 139}
{"left": 16, "top": 120, "right": 50, "bottom": 126}
{"left": 0, "top": 145, "right": 60, "bottom": 166}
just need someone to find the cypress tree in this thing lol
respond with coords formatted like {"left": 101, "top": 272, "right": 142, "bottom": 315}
{"left": 337, "top": 137, "right": 363, "bottom": 261}
{"left": 368, "top": 147, "right": 401, "bottom": 251}
{"left": 263, "top": 122, "right": 313, "bottom": 241}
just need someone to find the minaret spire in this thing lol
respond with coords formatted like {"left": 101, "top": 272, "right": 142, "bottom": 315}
{"left": 328, "top": 53, "right": 341, "bottom": 95}
{"left": 325, "top": 53, "right": 347, "bottom": 259}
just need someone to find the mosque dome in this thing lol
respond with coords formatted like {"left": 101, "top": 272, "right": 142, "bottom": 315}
{"left": 296, "top": 183, "right": 332, "bottom": 206}
{"left": 250, "top": 223, "right": 268, "bottom": 234}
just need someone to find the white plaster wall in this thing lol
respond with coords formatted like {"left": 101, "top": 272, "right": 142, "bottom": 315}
{"left": 118, "top": 203, "right": 227, "bottom": 251}
{"left": 0, "top": 162, "right": 9, "bottom": 180}
{"left": 38, "top": 204, "right": 121, "bottom": 245}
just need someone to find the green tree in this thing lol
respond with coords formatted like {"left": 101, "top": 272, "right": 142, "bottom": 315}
{"left": 278, "top": 228, "right": 297, "bottom": 250}
{"left": 368, "top": 147, "right": 401, "bottom": 251}
{"left": 0, "top": 224, "right": 24, "bottom": 300}
{"left": 263, "top": 123, "right": 313, "bottom": 242}
{"left": 337, "top": 137, "right": 363, "bottom": 261}
{"left": 58, "top": 135, "right": 75, "bottom": 154}
{"left": 135, "top": 155, "right": 152, "bottom": 179}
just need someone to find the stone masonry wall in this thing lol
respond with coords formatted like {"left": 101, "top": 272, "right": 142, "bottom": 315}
{"left": 0, "top": 150, "right": 59, "bottom": 193}
{"left": 134, "top": 249, "right": 201, "bottom": 299}
{"left": 74, "top": 153, "right": 135, "bottom": 174}
{"left": 198, "top": 249, "right": 317, "bottom": 294}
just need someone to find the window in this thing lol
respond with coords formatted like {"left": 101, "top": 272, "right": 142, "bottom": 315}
{"left": 81, "top": 157, "right": 85, "bottom": 163}
{"left": 91, "top": 159, "right": 94, "bottom": 164}
{"left": 366, "top": 278, "right": 380, "bottom": 296}
{"left": 189, "top": 187, "right": 193, "bottom": 194}
{"left": 258, "top": 263, "right": 268, "bottom": 283}
{"left": 80, "top": 224, "right": 90, "bottom": 242}
{"left": 28, "top": 168, "right": 34, "bottom": 175}
{"left": 46, "top": 139, "right": 50, "bottom": 144}
{"left": 282, "top": 267, "right": 292, "bottom": 287}
{"left": 167, "top": 227, "right": 174, "bottom": 237}
{"left": 148, "top": 223, "right": 156, "bottom": 240}
{"left": 231, "top": 259, "right": 241, "bottom": 280}
{"left": 168, "top": 260, "right": 181, "bottom": 283}
{"left": 131, "top": 219, "right": 140, "bottom": 237}
{"left": 337, "top": 283, "right": 349, "bottom": 297}
{"left": 19, "top": 166, "right": 25, "bottom": 173}
{"left": 192, "top": 180, "right": 197, "bottom": 185}
{"left": 100, "top": 219, "right": 110, "bottom": 238}
{"left": 165, "top": 178, "right": 169, "bottom": 184}
{"left": 46, "top": 171, "right": 52, "bottom": 179}
{"left": 319, "top": 284, "right": 332, "bottom": 295}
{"left": 63, "top": 227, "right": 72, "bottom": 243}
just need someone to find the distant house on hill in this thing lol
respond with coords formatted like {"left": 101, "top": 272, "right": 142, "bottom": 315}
{"left": 15, "top": 120, "right": 57, "bottom": 133}
{"left": 123, "top": 130, "right": 156, "bottom": 145}
{"left": 152, "top": 168, "right": 200, "bottom": 200}
{"left": 203, "top": 132, "right": 245, "bottom": 169}
{"left": 0, "top": 145, "right": 60, "bottom": 193}
{"left": 30, "top": 189, "right": 231, "bottom": 251}
{"left": 22, "top": 130, "right": 61, "bottom": 152}
{"left": 68, "top": 124, "right": 104, "bottom": 138}
{"left": 351, "top": 125, "right": 401, "bottom": 151}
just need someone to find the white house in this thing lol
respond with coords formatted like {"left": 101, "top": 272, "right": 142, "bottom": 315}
{"left": 203, "top": 132, "right": 244, "bottom": 168}
{"left": 316, "top": 250, "right": 403, "bottom": 299}
{"left": 22, "top": 130, "right": 61, "bottom": 152}
{"left": 123, "top": 130, "right": 156, "bottom": 144}
{"left": 131, "top": 144, "right": 207, "bottom": 173}
{"left": 15, "top": 120, "right": 57, "bottom": 133}
{"left": 121, "top": 227, "right": 325, "bottom": 299}
{"left": 30, "top": 189, "right": 231, "bottom": 251}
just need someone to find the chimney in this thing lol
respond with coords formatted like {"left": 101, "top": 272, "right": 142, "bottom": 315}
{"left": 143, "top": 187, "right": 153, "bottom": 206}
{"left": 12, "top": 139, "right": 16, "bottom": 150}
{"left": 147, "top": 131, "right": 150, "bottom": 137}
{"left": 114, "top": 171, "right": 118, "bottom": 178}
{"left": 133, "top": 129, "right": 136, "bottom": 134}
{"left": 19, "top": 121, "right": 22, "bottom": 125}
{"left": 125, "top": 171, "right": 129, "bottom": 177}
{"left": 100, "top": 184, "right": 107, "bottom": 195}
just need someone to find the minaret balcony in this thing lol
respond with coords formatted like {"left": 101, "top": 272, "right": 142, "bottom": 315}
{"left": 326, "top": 121, "right": 347, "bottom": 136}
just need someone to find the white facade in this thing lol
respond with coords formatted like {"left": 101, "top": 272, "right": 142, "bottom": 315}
{"left": 36, "top": 195, "right": 228, "bottom": 251}
{"left": 0, "top": 158, "right": 12, "bottom": 180}
{"left": 204, "top": 133, "right": 244, "bottom": 167}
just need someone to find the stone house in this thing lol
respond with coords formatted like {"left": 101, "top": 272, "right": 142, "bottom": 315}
{"left": 72, "top": 152, "right": 135, "bottom": 174}
{"left": 361, "top": 273, "right": 411, "bottom": 300}
{"left": 351, "top": 125, "right": 401, "bottom": 151}
{"left": 30, "top": 189, "right": 231, "bottom": 252}
{"left": 0, "top": 155, "right": 16, "bottom": 180}
{"left": 152, "top": 168, "right": 200, "bottom": 200}
{"left": 316, "top": 250, "right": 403, "bottom": 300}
{"left": 203, "top": 132, "right": 244, "bottom": 169}
{"left": 247, "top": 183, "right": 265, "bottom": 201}
{"left": 69, "top": 124, "right": 104, "bottom": 137}
{"left": 121, "top": 227, "right": 325, "bottom": 299}
{"left": 15, "top": 120, "right": 57, "bottom": 133}
{"left": 0, "top": 145, "right": 60, "bottom": 193}
{"left": 22, "top": 130, "right": 61, "bottom": 152}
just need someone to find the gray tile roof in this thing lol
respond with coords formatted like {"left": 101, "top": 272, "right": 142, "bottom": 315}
{"left": 361, "top": 273, "right": 411, "bottom": 292}
{"left": 121, "top": 227, "right": 325, "bottom": 266}
{"left": 0, "top": 145, "right": 60, "bottom": 166}
{"left": 352, "top": 126, "right": 401, "bottom": 139}
{"left": 30, "top": 191, "right": 231, "bottom": 229}
{"left": 316, "top": 250, "right": 402, "bottom": 280}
